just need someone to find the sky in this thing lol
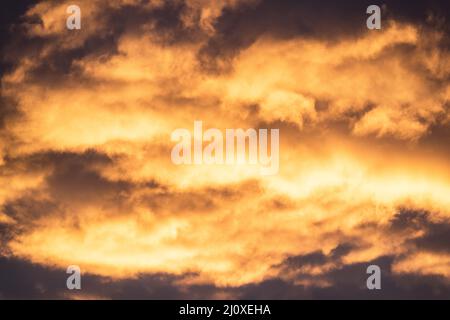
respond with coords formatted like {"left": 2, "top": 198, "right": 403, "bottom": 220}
{"left": 0, "top": 0, "right": 449, "bottom": 299}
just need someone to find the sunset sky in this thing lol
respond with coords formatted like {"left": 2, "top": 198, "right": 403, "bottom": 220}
{"left": 0, "top": 0, "right": 449, "bottom": 299}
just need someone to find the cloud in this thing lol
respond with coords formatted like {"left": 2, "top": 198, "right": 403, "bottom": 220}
{"left": 0, "top": 0, "right": 449, "bottom": 298}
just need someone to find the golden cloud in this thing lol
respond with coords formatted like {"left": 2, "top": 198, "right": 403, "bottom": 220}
{"left": 1, "top": 0, "right": 449, "bottom": 291}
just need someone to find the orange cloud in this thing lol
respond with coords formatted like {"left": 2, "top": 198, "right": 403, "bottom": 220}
{"left": 1, "top": 0, "right": 449, "bottom": 292}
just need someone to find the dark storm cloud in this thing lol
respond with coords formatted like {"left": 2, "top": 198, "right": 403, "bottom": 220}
{"left": 280, "top": 251, "right": 328, "bottom": 269}
{"left": 98, "top": 275, "right": 220, "bottom": 300}
{"left": 2, "top": 252, "right": 449, "bottom": 300}
{"left": 2, "top": 195, "right": 59, "bottom": 226}
{"left": 0, "top": 152, "right": 114, "bottom": 248}
{"left": 2, "top": 0, "right": 208, "bottom": 84}
{"left": 0, "top": 256, "right": 218, "bottom": 299}
{"left": 239, "top": 255, "right": 450, "bottom": 299}
{"left": 0, "top": 0, "right": 37, "bottom": 74}
{"left": 316, "top": 256, "right": 450, "bottom": 300}
{"left": 44, "top": 151, "right": 132, "bottom": 204}
{"left": 199, "top": 0, "right": 450, "bottom": 71}
{"left": 389, "top": 208, "right": 431, "bottom": 232}
{"left": 275, "top": 243, "right": 359, "bottom": 280}
{"left": 412, "top": 222, "right": 450, "bottom": 254}
{"left": 2, "top": 252, "right": 450, "bottom": 299}
{"left": 141, "top": 180, "right": 261, "bottom": 215}
{"left": 0, "top": 150, "right": 130, "bottom": 226}
{"left": 389, "top": 209, "right": 450, "bottom": 254}
{"left": 0, "top": 256, "right": 67, "bottom": 299}
{"left": 1, "top": 1, "right": 36, "bottom": 131}
{"left": 1, "top": 149, "right": 112, "bottom": 177}
{"left": 262, "top": 224, "right": 450, "bottom": 299}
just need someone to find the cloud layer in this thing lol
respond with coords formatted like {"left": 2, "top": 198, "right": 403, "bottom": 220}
{"left": 0, "top": 0, "right": 449, "bottom": 299}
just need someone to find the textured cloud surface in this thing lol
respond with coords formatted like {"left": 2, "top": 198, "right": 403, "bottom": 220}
{"left": 0, "top": 0, "right": 449, "bottom": 299}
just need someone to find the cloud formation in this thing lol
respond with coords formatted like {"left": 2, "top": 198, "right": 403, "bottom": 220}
{"left": 0, "top": 0, "right": 449, "bottom": 299}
